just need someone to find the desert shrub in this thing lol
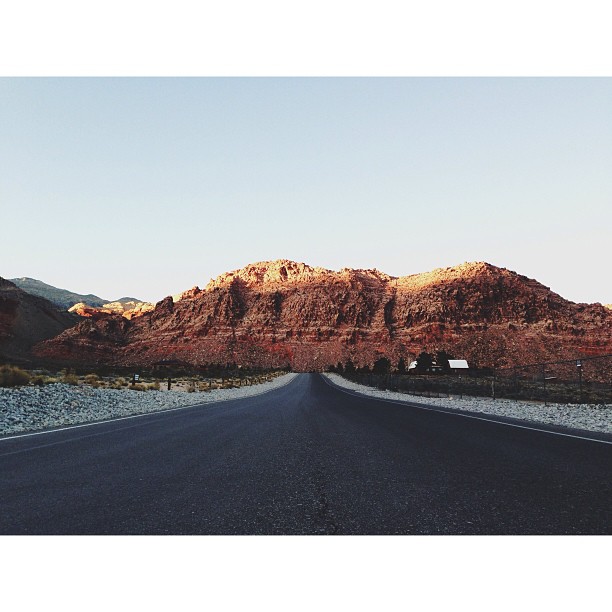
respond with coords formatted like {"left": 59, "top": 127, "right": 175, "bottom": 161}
{"left": 31, "top": 375, "right": 46, "bottom": 386}
{"left": 62, "top": 373, "right": 79, "bottom": 386}
{"left": 149, "top": 381, "right": 161, "bottom": 391}
{"left": 131, "top": 383, "right": 147, "bottom": 391}
{"left": 84, "top": 374, "right": 101, "bottom": 388}
{"left": 0, "top": 365, "right": 31, "bottom": 387}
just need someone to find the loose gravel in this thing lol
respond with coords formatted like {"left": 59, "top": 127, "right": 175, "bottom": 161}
{"left": 4, "top": 372, "right": 610, "bottom": 437}
{"left": 0, "top": 373, "right": 298, "bottom": 436}
{"left": 324, "top": 373, "right": 612, "bottom": 434}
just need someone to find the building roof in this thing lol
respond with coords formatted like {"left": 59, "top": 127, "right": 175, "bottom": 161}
{"left": 448, "top": 359, "right": 469, "bottom": 369}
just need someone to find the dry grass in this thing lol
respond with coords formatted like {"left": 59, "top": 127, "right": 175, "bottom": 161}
{"left": 0, "top": 365, "right": 31, "bottom": 387}
{"left": 62, "top": 373, "right": 79, "bottom": 386}
{"left": 0, "top": 366, "right": 285, "bottom": 393}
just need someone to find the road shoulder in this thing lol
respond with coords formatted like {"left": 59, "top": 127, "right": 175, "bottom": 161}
{"left": 321, "top": 373, "right": 612, "bottom": 444}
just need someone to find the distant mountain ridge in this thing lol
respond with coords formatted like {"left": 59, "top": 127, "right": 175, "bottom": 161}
{"left": 9, "top": 278, "right": 142, "bottom": 310}
{"left": 35, "top": 259, "right": 612, "bottom": 371}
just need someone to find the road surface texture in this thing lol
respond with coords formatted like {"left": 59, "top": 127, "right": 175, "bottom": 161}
{"left": 1, "top": 373, "right": 610, "bottom": 534}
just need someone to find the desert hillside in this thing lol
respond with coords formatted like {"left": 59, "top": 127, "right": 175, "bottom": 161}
{"left": 33, "top": 260, "right": 612, "bottom": 371}
{"left": 0, "top": 278, "right": 80, "bottom": 363}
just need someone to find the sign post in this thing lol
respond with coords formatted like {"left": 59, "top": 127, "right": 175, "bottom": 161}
{"left": 492, "top": 368, "right": 497, "bottom": 400}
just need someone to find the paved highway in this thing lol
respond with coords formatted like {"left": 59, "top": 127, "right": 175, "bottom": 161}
{"left": 1, "top": 373, "right": 610, "bottom": 534}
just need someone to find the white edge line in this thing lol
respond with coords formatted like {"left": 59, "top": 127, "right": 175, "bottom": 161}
{"left": 0, "top": 373, "right": 298, "bottom": 442}
{"left": 321, "top": 375, "right": 612, "bottom": 446}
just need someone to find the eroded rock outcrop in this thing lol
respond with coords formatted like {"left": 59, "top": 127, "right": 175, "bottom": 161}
{"left": 68, "top": 300, "right": 154, "bottom": 320}
{"left": 172, "top": 286, "right": 202, "bottom": 303}
{"left": 34, "top": 260, "right": 612, "bottom": 371}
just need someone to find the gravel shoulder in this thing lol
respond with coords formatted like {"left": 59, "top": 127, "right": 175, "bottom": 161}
{"left": 0, "top": 373, "right": 298, "bottom": 436}
{"left": 323, "top": 373, "right": 612, "bottom": 435}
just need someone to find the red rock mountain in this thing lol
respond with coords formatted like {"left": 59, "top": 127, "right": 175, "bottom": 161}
{"left": 34, "top": 260, "right": 612, "bottom": 371}
{"left": 0, "top": 278, "right": 79, "bottom": 363}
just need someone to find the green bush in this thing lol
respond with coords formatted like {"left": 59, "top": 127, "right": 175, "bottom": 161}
{"left": 0, "top": 365, "right": 31, "bottom": 387}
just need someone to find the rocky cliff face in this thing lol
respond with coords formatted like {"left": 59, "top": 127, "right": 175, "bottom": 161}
{"left": 34, "top": 260, "right": 612, "bottom": 371}
{"left": 68, "top": 300, "right": 154, "bottom": 320}
{"left": 0, "top": 278, "right": 80, "bottom": 363}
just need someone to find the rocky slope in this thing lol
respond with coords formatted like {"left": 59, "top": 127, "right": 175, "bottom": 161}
{"left": 34, "top": 260, "right": 612, "bottom": 371}
{"left": 0, "top": 278, "right": 80, "bottom": 363}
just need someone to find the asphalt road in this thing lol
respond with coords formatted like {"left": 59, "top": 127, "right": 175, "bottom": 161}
{"left": 1, "top": 373, "right": 610, "bottom": 535}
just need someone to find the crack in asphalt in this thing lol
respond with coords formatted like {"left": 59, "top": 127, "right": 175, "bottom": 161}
{"left": 313, "top": 470, "right": 339, "bottom": 535}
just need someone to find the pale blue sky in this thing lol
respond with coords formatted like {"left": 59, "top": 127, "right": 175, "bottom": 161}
{"left": 1, "top": 78, "right": 611, "bottom": 304}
